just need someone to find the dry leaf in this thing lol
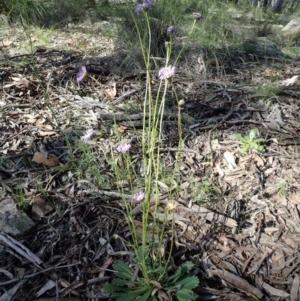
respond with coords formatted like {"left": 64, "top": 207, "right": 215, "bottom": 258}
{"left": 211, "top": 139, "right": 221, "bottom": 151}
{"left": 291, "top": 274, "right": 300, "bottom": 301}
{"left": 150, "top": 280, "right": 163, "bottom": 289}
{"left": 118, "top": 125, "right": 128, "bottom": 133}
{"left": 180, "top": 181, "right": 190, "bottom": 189}
{"left": 3, "top": 40, "right": 13, "bottom": 47}
{"left": 35, "top": 280, "right": 56, "bottom": 297}
{"left": 261, "top": 282, "right": 290, "bottom": 298}
{"left": 105, "top": 82, "right": 117, "bottom": 100}
{"left": 36, "top": 118, "right": 46, "bottom": 126}
{"left": 32, "top": 152, "right": 59, "bottom": 167}
{"left": 38, "top": 130, "right": 57, "bottom": 137}
{"left": 224, "top": 151, "right": 236, "bottom": 169}
{"left": 31, "top": 195, "right": 53, "bottom": 216}
{"left": 11, "top": 76, "right": 29, "bottom": 87}
{"left": 155, "top": 289, "right": 170, "bottom": 301}
{"left": 239, "top": 153, "right": 265, "bottom": 167}
{"left": 280, "top": 75, "right": 298, "bottom": 86}
{"left": 210, "top": 269, "right": 263, "bottom": 299}
{"left": 27, "top": 117, "right": 38, "bottom": 124}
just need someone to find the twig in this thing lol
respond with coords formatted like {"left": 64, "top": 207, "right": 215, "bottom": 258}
{"left": 207, "top": 105, "right": 234, "bottom": 167}
{"left": 112, "top": 87, "right": 141, "bottom": 105}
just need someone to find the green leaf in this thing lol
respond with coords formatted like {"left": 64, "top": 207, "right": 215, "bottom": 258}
{"left": 175, "top": 288, "right": 197, "bottom": 301}
{"left": 177, "top": 276, "right": 199, "bottom": 290}
{"left": 116, "top": 292, "right": 141, "bottom": 301}
{"left": 235, "top": 134, "right": 243, "bottom": 141}
{"left": 258, "top": 146, "right": 265, "bottom": 152}
{"left": 136, "top": 288, "right": 152, "bottom": 301}
{"left": 117, "top": 288, "right": 149, "bottom": 301}
{"left": 113, "top": 260, "right": 134, "bottom": 280}
{"left": 103, "top": 283, "right": 114, "bottom": 293}
{"left": 111, "top": 278, "right": 134, "bottom": 287}
{"left": 166, "top": 262, "right": 195, "bottom": 286}
{"left": 104, "top": 278, "right": 142, "bottom": 294}
{"left": 179, "top": 261, "right": 194, "bottom": 274}
{"left": 167, "top": 266, "right": 182, "bottom": 284}
{"left": 249, "top": 128, "right": 257, "bottom": 139}
{"left": 241, "top": 144, "right": 249, "bottom": 152}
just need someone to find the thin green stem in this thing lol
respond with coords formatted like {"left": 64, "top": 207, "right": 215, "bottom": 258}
{"left": 174, "top": 19, "right": 197, "bottom": 66}
{"left": 158, "top": 209, "right": 175, "bottom": 281}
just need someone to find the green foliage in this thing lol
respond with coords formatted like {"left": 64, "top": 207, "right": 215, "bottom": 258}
{"left": 276, "top": 180, "right": 287, "bottom": 196}
{"left": 187, "top": 1, "right": 252, "bottom": 49}
{"left": 235, "top": 128, "right": 265, "bottom": 153}
{"left": 104, "top": 259, "right": 199, "bottom": 301}
{"left": 64, "top": 134, "right": 111, "bottom": 189}
{"left": 1, "top": 0, "right": 113, "bottom": 27}
{"left": 0, "top": 155, "right": 11, "bottom": 166}
{"left": 37, "top": 0, "right": 92, "bottom": 27}
{"left": 192, "top": 177, "right": 221, "bottom": 204}
{"left": 14, "top": 188, "right": 31, "bottom": 211}
{"left": 116, "top": 0, "right": 202, "bottom": 58}
{"left": 0, "top": 0, "right": 45, "bottom": 24}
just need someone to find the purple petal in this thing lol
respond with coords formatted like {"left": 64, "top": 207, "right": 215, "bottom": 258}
{"left": 158, "top": 65, "right": 176, "bottom": 80}
{"left": 77, "top": 66, "right": 88, "bottom": 83}
{"left": 133, "top": 191, "right": 145, "bottom": 202}
{"left": 167, "top": 25, "right": 175, "bottom": 34}
{"left": 116, "top": 142, "right": 132, "bottom": 153}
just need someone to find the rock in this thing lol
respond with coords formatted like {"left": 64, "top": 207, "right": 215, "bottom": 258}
{"left": 0, "top": 198, "right": 35, "bottom": 236}
{"left": 281, "top": 18, "right": 300, "bottom": 37}
{"left": 242, "top": 37, "right": 284, "bottom": 57}
{"left": 282, "top": 18, "right": 300, "bottom": 31}
{"left": 272, "top": 24, "right": 284, "bottom": 33}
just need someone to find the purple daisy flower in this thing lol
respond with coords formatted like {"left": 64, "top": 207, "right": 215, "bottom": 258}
{"left": 134, "top": 0, "right": 154, "bottom": 14}
{"left": 191, "top": 12, "right": 203, "bottom": 20}
{"left": 81, "top": 128, "right": 97, "bottom": 141}
{"left": 167, "top": 25, "right": 175, "bottom": 34}
{"left": 134, "top": 3, "right": 144, "bottom": 14}
{"left": 116, "top": 142, "right": 131, "bottom": 153}
{"left": 158, "top": 65, "right": 176, "bottom": 80}
{"left": 133, "top": 191, "right": 145, "bottom": 203}
{"left": 76, "top": 66, "right": 88, "bottom": 83}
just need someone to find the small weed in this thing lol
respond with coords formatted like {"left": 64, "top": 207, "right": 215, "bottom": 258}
{"left": 14, "top": 189, "right": 30, "bottom": 212}
{"left": 191, "top": 177, "right": 221, "bottom": 204}
{"left": 256, "top": 81, "right": 283, "bottom": 95}
{"left": 104, "top": 251, "right": 199, "bottom": 301}
{"left": 276, "top": 180, "right": 287, "bottom": 196}
{"left": 31, "top": 26, "right": 53, "bottom": 45}
{"left": 158, "top": 169, "right": 180, "bottom": 192}
{"left": 235, "top": 128, "right": 265, "bottom": 153}
{"left": 64, "top": 134, "right": 111, "bottom": 189}
{"left": 0, "top": 155, "right": 10, "bottom": 166}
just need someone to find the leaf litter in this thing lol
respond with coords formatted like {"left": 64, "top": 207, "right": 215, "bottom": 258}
{"left": 1, "top": 21, "right": 300, "bottom": 301}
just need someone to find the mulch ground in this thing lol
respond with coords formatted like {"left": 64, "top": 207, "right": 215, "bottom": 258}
{"left": 1, "top": 21, "right": 300, "bottom": 301}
